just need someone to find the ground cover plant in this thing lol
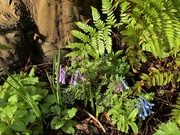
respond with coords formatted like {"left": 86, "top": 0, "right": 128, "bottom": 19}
{"left": 1, "top": 0, "right": 180, "bottom": 134}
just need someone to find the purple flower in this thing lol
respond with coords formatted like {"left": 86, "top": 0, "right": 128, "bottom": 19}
{"left": 79, "top": 72, "right": 86, "bottom": 82}
{"left": 73, "top": 71, "right": 79, "bottom": 86}
{"left": 114, "top": 82, "right": 123, "bottom": 92}
{"left": 119, "top": 78, "right": 129, "bottom": 90}
{"left": 69, "top": 73, "right": 74, "bottom": 85}
{"left": 138, "top": 96, "right": 154, "bottom": 120}
{"left": 69, "top": 70, "right": 86, "bottom": 86}
{"left": 59, "top": 65, "right": 66, "bottom": 84}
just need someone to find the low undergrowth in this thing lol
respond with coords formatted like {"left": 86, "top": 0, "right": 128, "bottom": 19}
{"left": 1, "top": 0, "right": 180, "bottom": 134}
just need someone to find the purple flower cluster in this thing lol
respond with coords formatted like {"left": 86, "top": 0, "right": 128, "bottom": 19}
{"left": 114, "top": 78, "right": 129, "bottom": 92}
{"left": 69, "top": 71, "right": 86, "bottom": 86}
{"left": 59, "top": 65, "right": 66, "bottom": 84}
{"left": 138, "top": 96, "right": 154, "bottom": 120}
{"left": 58, "top": 65, "right": 86, "bottom": 85}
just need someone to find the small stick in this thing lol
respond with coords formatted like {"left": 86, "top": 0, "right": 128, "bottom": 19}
{"left": 83, "top": 109, "right": 106, "bottom": 133}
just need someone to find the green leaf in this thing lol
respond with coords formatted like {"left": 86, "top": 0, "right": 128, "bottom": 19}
{"left": 140, "top": 73, "right": 150, "bottom": 81}
{"left": 61, "top": 108, "right": 77, "bottom": 120}
{"left": 24, "top": 112, "right": 36, "bottom": 124}
{"left": 154, "top": 122, "right": 180, "bottom": 135}
{"left": 9, "top": 119, "right": 26, "bottom": 131}
{"left": 0, "top": 89, "right": 5, "bottom": 99}
{"left": 0, "top": 123, "right": 9, "bottom": 134}
{"left": 66, "top": 43, "right": 85, "bottom": 49}
{"left": 61, "top": 120, "right": 77, "bottom": 134}
{"left": 128, "top": 122, "right": 138, "bottom": 133}
{"left": 4, "top": 105, "right": 17, "bottom": 119}
{"left": 128, "top": 108, "right": 138, "bottom": 121}
{"left": 50, "top": 105, "right": 61, "bottom": 114}
{"left": 117, "top": 120, "right": 122, "bottom": 130}
{"left": 44, "top": 95, "right": 56, "bottom": 106}
{"left": 67, "top": 108, "right": 77, "bottom": 119}
{"left": 51, "top": 116, "right": 65, "bottom": 130}
{"left": 8, "top": 94, "right": 18, "bottom": 103}
{"left": 76, "top": 22, "right": 96, "bottom": 35}
{"left": 14, "top": 109, "right": 28, "bottom": 118}
{"left": 28, "top": 66, "right": 37, "bottom": 77}
{"left": 0, "top": 44, "right": 13, "bottom": 50}
{"left": 32, "top": 94, "right": 43, "bottom": 101}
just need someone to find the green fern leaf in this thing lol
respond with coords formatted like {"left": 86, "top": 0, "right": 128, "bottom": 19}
{"left": 75, "top": 22, "right": 96, "bottom": 35}
{"left": 66, "top": 43, "right": 85, "bottom": 49}
{"left": 172, "top": 95, "right": 180, "bottom": 125}
{"left": 97, "top": 31, "right": 105, "bottom": 55}
{"left": 71, "top": 30, "right": 90, "bottom": 43}
{"left": 91, "top": 6, "right": 105, "bottom": 29}
{"left": 154, "top": 122, "right": 180, "bottom": 135}
{"left": 102, "top": 0, "right": 117, "bottom": 25}
{"left": 103, "top": 26, "right": 112, "bottom": 53}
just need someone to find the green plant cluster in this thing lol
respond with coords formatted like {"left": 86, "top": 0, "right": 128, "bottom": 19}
{"left": 64, "top": 0, "right": 153, "bottom": 133}
{"left": 0, "top": 66, "right": 77, "bottom": 135}
{"left": 117, "top": 0, "right": 180, "bottom": 93}
{"left": 65, "top": 0, "right": 180, "bottom": 134}
{"left": 1, "top": 0, "right": 180, "bottom": 134}
{"left": 0, "top": 67, "right": 45, "bottom": 134}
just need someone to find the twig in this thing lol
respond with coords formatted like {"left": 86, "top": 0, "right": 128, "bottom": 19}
{"left": 83, "top": 109, "right": 106, "bottom": 133}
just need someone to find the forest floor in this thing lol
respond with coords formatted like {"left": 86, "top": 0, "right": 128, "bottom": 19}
{"left": 0, "top": 53, "right": 179, "bottom": 135}
{"left": 13, "top": 61, "right": 179, "bottom": 135}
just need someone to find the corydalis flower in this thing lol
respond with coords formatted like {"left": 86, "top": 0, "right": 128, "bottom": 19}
{"left": 59, "top": 65, "right": 66, "bottom": 84}
{"left": 138, "top": 96, "right": 154, "bottom": 120}
{"left": 79, "top": 72, "right": 86, "bottom": 82}
{"left": 69, "top": 70, "right": 86, "bottom": 86}
{"left": 114, "top": 82, "right": 123, "bottom": 92}
{"left": 119, "top": 78, "right": 129, "bottom": 90}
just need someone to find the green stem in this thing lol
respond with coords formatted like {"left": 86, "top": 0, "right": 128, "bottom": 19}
{"left": 89, "top": 84, "right": 95, "bottom": 113}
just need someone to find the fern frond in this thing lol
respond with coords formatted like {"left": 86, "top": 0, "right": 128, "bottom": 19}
{"left": 66, "top": 43, "right": 85, "bottom": 49}
{"left": 97, "top": 30, "right": 105, "bottom": 55}
{"left": 66, "top": 0, "right": 118, "bottom": 59}
{"left": 103, "top": 26, "right": 112, "bottom": 53}
{"left": 71, "top": 30, "right": 90, "bottom": 43}
{"left": 120, "top": 0, "right": 180, "bottom": 59}
{"left": 65, "top": 50, "right": 88, "bottom": 58}
{"left": 91, "top": 36, "right": 99, "bottom": 59}
{"left": 154, "top": 122, "right": 180, "bottom": 135}
{"left": 139, "top": 67, "right": 173, "bottom": 88}
{"left": 172, "top": 95, "right": 180, "bottom": 125}
{"left": 91, "top": 6, "right": 105, "bottom": 29}
{"left": 75, "top": 22, "right": 96, "bottom": 36}
{"left": 102, "top": 0, "right": 117, "bottom": 25}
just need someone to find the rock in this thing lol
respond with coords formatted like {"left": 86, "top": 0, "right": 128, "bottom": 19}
{"left": 0, "top": 0, "right": 42, "bottom": 76}
{"left": 0, "top": 0, "right": 91, "bottom": 77}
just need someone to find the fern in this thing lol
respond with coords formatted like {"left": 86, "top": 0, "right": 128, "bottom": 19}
{"left": 172, "top": 95, "right": 180, "bottom": 125}
{"left": 119, "top": 0, "right": 180, "bottom": 70}
{"left": 139, "top": 67, "right": 173, "bottom": 89}
{"left": 154, "top": 122, "right": 180, "bottom": 135}
{"left": 116, "top": 0, "right": 180, "bottom": 93}
{"left": 66, "top": 0, "right": 117, "bottom": 59}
